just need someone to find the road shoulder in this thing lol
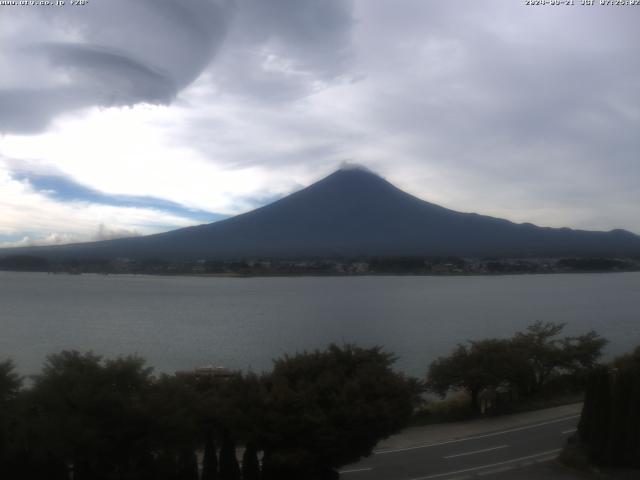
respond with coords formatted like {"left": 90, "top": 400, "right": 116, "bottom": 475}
{"left": 376, "top": 403, "right": 583, "bottom": 452}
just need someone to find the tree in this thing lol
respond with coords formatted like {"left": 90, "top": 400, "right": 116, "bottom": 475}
{"left": 427, "top": 322, "right": 607, "bottom": 412}
{"left": 577, "top": 346, "right": 640, "bottom": 468}
{"left": 201, "top": 430, "right": 219, "bottom": 480}
{"left": 27, "top": 351, "right": 155, "bottom": 480}
{"left": 147, "top": 374, "right": 202, "bottom": 479}
{"left": 219, "top": 430, "right": 241, "bottom": 480}
{"left": 185, "top": 369, "right": 265, "bottom": 480}
{"left": 578, "top": 366, "right": 611, "bottom": 464}
{"left": 241, "top": 442, "right": 260, "bottom": 480}
{"left": 0, "top": 360, "right": 23, "bottom": 476}
{"left": 176, "top": 448, "right": 199, "bottom": 480}
{"left": 0, "top": 359, "right": 21, "bottom": 402}
{"left": 560, "top": 330, "right": 608, "bottom": 381}
{"left": 512, "top": 321, "right": 566, "bottom": 393}
{"left": 513, "top": 322, "right": 607, "bottom": 393}
{"left": 260, "top": 344, "right": 419, "bottom": 478}
{"left": 427, "top": 339, "right": 525, "bottom": 413}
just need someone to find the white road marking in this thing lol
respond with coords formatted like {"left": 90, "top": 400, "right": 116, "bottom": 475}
{"left": 477, "top": 466, "right": 513, "bottom": 476}
{"left": 407, "top": 448, "right": 562, "bottom": 480}
{"left": 535, "top": 455, "right": 558, "bottom": 463}
{"left": 375, "top": 415, "right": 579, "bottom": 455}
{"left": 561, "top": 428, "right": 577, "bottom": 435}
{"left": 444, "top": 445, "right": 508, "bottom": 459}
{"left": 339, "top": 467, "right": 373, "bottom": 474}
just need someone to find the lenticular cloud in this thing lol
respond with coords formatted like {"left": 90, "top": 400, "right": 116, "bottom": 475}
{"left": 0, "top": 0, "right": 232, "bottom": 133}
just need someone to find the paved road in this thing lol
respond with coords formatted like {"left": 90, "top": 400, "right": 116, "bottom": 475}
{"left": 340, "top": 413, "right": 580, "bottom": 480}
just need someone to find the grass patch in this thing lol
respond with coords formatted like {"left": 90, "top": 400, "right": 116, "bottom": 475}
{"left": 409, "top": 390, "right": 583, "bottom": 427}
{"left": 497, "top": 391, "right": 584, "bottom": 415}
{"left": 410, "top": 392, "right": 475, "bottom": 426}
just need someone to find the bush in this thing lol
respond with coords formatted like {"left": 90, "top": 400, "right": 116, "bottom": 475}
{"left": 577, "top": 346, "right": 640, "bottom": 468}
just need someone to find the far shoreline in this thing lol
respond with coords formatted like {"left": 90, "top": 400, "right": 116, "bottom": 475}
{"left": 2, "top": 269, "right": 640, "bottom": 279}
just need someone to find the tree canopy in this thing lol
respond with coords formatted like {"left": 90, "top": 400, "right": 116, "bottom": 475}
{"left": 0, "top": 345, "right": 418, "bottom": 479}
{"left": 0, "top": 359, "right": 21, "bottom": 403}
{"left": 260, "top": 344, "right": 419, "bottom": 478}
{"left": 427, "top": 339, "right": 528, "bottom": 411}
{"left": 578, "top": 346, "right": 640, "bottom": 468}
{"left": 427, "top": 322, "right": 607, "bottom": 413}
{"left": 27, "top": 351, "right": 156, "bottom": 480}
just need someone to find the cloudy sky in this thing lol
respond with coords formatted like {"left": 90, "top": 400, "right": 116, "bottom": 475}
{"left": 1, "top": 0, "right": 639, "bottom": 246}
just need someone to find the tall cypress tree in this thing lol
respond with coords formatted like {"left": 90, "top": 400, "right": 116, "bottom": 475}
{"left": 259, "top": 450, "right": 274, "bottom": 480}
{"left": 241, "top": 442, "right": 260, "bottom": 480}
{"left": 177, "top": 448, "right": 199, "bottom": 480}
{"left": 219, "top": 432, "right": 241, "bottom": 480}
{"left": 629, "top": 374, "right": 640, "bottom": 468}
{"left": 153, "top": 450, "right": 179, "bottom": 480}
{"left": 202, "top": 430, "right": 218, "bottom": 480}
{"left": 607, "top": 368, "right": 631, "bottom": 465}
{"left": 588, "top": 368, "right": 611, "bottom": 464}
{"left": 578, "top": 350, "right": 640, "bottom": 468}
{"left": 614, "top": 355, "right": 640, "bottom": 467}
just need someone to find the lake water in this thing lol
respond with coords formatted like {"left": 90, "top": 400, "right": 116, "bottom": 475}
{"left": 1, "top": 271, "right": 639, "bottom": 377}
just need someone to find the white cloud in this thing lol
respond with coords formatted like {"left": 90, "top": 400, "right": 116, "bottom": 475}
{"left": 0, "top": 161, "right": 200, "bottom": 245}
{"left": 1, "top": 225, "right": 141, "bottom": 248}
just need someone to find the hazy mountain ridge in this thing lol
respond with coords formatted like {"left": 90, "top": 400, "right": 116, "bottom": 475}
{"left": 3, "top": 168, "right": 640, "bottom": 260}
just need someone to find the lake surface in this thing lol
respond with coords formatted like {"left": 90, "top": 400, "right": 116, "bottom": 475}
{"left": 1, "top": 271, "right": 639, "bottom": 377}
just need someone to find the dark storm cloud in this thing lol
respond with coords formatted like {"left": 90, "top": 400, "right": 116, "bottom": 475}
{"left": 0, "top": 88, "right": 89, "bottom": 134}
{"left": 40, "top": 43, "right": 177, "bottom": 101}
{"left": 1, "top": 45, "right": 177, "bottom": 134}
{"left": 0, "top": 0, "right": 232, "bottom": 133}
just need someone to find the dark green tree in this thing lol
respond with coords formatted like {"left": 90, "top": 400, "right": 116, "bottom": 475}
{"left": 0, "top": 359, "right": 23, "bottom": 477}
{"left": 427, "top": 339, "right": 524, "bottom": 412}
{"left": 147, "top": 374, "right": 202, "bottom": 478}
{"left": 219, "top": 431, "right": 241, "bottom": 480}
{"left": 562, "top": 331, "right": 607, "bottom": 369}
{"left": 27, "top": 351, "right": 155, "bottom": 480}
{"left": 153, "top": 450, "right": 179, "bottom": 480}
{"left": 260, "top": 450, "right": 275, "bottom": 480}
{"left": 260, "top": 344, "right": 419, "bottom": 478}
{"left": 0, "top": 359, "right": 21, "bottom": 401}
{"left": 202, "top": 430, "right": 219, "bottom": 480}
{"left": 512, "top": 322, "right": 607, "bottom": 394}
{"left": 194, "top": 371, "right": 267, "bottom": 480}
{"left": 512, "top": 321, "right": 566, "bottom": 393}
{"left": 578, "top": 366, "right": 611, "bottom": 464}
{"left": 578, "top": 346, "right": 640, "bottom": 468}
{"left": 177, "top": 448, "right": 199, "bottom": 480}
{"left": 241, "top": 442, "right": 260, "bottom": 480}
{"left": 427, "top": 323, "right": 607, "bottom": 412}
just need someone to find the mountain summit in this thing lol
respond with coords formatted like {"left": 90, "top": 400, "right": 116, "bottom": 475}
{"left": 4, "top": 168, "right": 640, "bottom": 259}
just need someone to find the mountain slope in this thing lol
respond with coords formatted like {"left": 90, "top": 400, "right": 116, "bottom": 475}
{"left": 3, "top": 167, "right": 640, "bottom": 259}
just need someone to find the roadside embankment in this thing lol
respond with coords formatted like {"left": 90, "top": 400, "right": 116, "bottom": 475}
{"left": 376, "top": 403, "right": 583, "bottom": 452}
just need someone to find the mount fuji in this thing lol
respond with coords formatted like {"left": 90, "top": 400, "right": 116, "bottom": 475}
{"left": 3, "top": 167, "right": 640, "bottom": 259}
